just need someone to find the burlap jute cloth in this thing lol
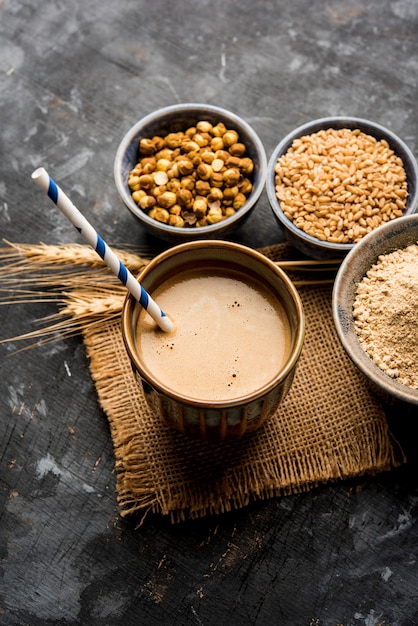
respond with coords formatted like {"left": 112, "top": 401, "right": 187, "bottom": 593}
{"left": 82, "top": 243, "right": 404, "bottom": 523}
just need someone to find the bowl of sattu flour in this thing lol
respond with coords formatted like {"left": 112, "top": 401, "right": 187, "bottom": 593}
{"left": 332, "top": 213, "right": 418, "bottom": 405}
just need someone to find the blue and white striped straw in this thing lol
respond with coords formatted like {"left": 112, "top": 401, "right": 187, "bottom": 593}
{"left": 32, "top": 167, "right": 173, "bottom": 333}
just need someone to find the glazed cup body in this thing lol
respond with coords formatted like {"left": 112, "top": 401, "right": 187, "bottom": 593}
{"left": 121, "top": 240, "right": 305, "bottom": 440}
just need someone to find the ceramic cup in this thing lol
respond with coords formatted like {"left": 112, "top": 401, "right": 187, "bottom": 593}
{"left": 121, "top": 240, "right": 305, "bottom": 440}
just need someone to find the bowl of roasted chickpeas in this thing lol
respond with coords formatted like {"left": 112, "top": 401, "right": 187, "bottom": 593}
{"left": 266, "top": 117, "right": 418, "bottom": 260}
{"left": 114, "top": 103, "right": 267, "bottom": 243}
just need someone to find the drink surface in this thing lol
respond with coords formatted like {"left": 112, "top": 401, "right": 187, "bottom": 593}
{"left": 135, "top": 268, "right": 291, "bottom": 402}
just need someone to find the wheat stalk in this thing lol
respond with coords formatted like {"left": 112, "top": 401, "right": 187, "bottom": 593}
{"left": 1, "top": 288, "right": 126, "bottom": 349}
{"left": 0, "top": 241, "right": 339, "bottom": 349}
{"left": 0, "top": 240, "right": 150, "bottom": 274}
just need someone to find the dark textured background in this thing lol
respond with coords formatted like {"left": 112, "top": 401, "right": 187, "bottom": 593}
{"left": 1, "top": 1, "right": 418, "bottom": 624}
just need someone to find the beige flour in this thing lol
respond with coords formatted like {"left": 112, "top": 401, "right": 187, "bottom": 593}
{"left": 353, "top": 243, "right": 418, "bottom": 389}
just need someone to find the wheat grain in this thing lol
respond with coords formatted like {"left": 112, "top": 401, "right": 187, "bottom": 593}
{"left": 274, "top": 127, "right": 408, "bottom": 244}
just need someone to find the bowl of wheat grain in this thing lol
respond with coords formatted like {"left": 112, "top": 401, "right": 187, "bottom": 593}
{"left": 266, "top": 117, "right": 418, "bottom": 260}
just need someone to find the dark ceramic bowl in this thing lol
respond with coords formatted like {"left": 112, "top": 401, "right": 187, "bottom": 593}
{"left": 266, "top": 117, "right": 418, "bottom": 260}
{"left": 114, "top": 103, "right": 267, "bottom": 243}
{"left": 332, "top": 214, "right": 418, "bottom": 406}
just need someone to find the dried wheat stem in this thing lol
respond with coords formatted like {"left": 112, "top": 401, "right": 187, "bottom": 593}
{"left": 292, "top": 279, "right": 334, "bottom": 286}
{"left": 0, "top": 240, "right": 150, "bottom": 273}
{"left": 0, "top": 290, "right": 125, "bottom": 348}
{"left": 0, "top": 269, "right": 126, "bottom": 290}
{"left": 274, "top": 260, "right": 341, "bottom": 273}
{"left": 275, "top": 259, "right": 341, "bottom": 267}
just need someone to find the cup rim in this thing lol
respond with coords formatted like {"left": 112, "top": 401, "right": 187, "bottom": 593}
{"left": 121, "top": 240, "right": 305, "bottom": 409}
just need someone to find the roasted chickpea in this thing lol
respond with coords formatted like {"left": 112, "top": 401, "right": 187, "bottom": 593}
{"left": 128, "top": 119, "right": 254, "bottom": 228}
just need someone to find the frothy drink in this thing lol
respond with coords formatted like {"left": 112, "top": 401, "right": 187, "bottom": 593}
{"left": 134, "top": 266, "right": 292, "bottom": 402}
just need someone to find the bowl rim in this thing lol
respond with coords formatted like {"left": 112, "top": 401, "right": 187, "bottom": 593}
{"left": 332, "top": 213, "right": 418, "bottom": 405}
{"left": 266, "top": 115, "right": 418, "bottom": 252}
{"left": 114, "top": 103, "right": 268, "bottom": 238}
